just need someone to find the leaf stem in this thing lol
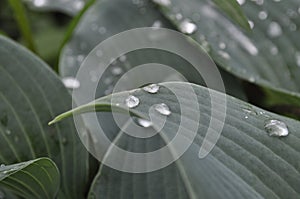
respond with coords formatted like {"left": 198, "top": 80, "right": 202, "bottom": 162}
{"left": 7, "top": 0, "right": 37, "bottom": 53}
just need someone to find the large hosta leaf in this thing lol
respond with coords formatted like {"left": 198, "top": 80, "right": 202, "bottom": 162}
{"left": 51, "top": 82, "right": 300, "bottom": 198}
{"left": 0, "top": 158, "right": 59, "bottom": 199}
{"left": 154, "top": 0, "right": 300, "bottom": 106}
{"left": 0, "top": 35, "right": 96, "bottom": 198}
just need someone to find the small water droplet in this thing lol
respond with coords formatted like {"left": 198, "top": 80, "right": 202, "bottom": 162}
{"left": 152, "top": 20, "right": 162, "bottom": 28}
{"left": 268, "top": 22, "right": 282, "bottom": 38}
{"left": 264, "top": 119, "right": 289, "bottom": 137}
{"left": 154, "top": 103, "right": 171, "bottom": 116}
{"left": 137, "top": 118, "right": 152, "bottom": 127}
{"left": 5, "top": 130, "right": 11, "bottom": 135}
{"left": 258, "top": 11, "right": 268, "bottom": 20}
{"left": 245, "top": 116, "right": 249, "bottom": 119}
{"left": 218, "top": 50, "right": 231, "bottom": 60}
{"left": 111, "top": 67, "right": 123, "bottom": 76}
{"left": 248, "top": 20, "right": 254, "bottom": 29}
{"left": 237, "top": 0, "right": 245, "bottom": 5}
{"left": 270, "top": 46, "right": 278, "bottom": 55}
{"left": 152, "top": 0, "right": 171, "bottom": 6}
{"left": 179, "top": 19, "right": 197, "bottom": 35}
{"left": 143, "top": 84, "right": 160, "bottom": 94}
{"left": 62, "top": 77, "right": 80, "bottom": 89}
{"left": 119, "top": 55, "right": 127, "bottom": 62}
{"left": 125, "top": 95, "right": 140, "bottom": 108}
{"left": 98, "top": 27, "right": 107, "bottom": 34}
{"left": 295, "top": 52, "right": 300, "bottom": 67}
{"left": 96, "top": 50, "right": 103, "bottom": 57}
{"left": 33, "top": 0, "right": 46, "bottom": 7}
{"left": 219, "top": 42, "right": 226, "bottom": 49}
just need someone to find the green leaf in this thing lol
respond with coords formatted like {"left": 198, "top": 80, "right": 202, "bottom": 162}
{"left": 7, "top": 0, "right": 36, "bottom": 52}
{"left": 50, "top": 82, "right": 300, "bottom": 198}
{"left": 0, "top": 158, "right": 60, "bottom": 199}
{"left": 155, "top": 0, "right": 300, "bottom": 107}
{"left": 0, "top": 35, "right": 97, "bottom": 198}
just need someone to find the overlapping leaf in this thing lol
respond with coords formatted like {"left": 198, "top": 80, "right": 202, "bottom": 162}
{"left": 0, "top": 158, "right": 59, "bottom": 199}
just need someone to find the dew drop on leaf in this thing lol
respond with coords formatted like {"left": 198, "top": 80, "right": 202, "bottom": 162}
{"left": 62, "top": 77, "right": 81, "bottom": 89}
{"left": 258, "top": 11, "right": 268, "bottom": 20}
{"left": 137, "top": 118, "right": 152, "bottom": 128}
{"left": 125, "top": 95, "right": 140, "bottom": 108}
{"left": 179, "top": 19, "right": 197, "bottom": 35}
{"left": 154, "top": 103, "right": 171, "bottom": 116}
{"left": 143, "top": 84, "right": 160, "bottom": 94}
{"left": 264, "top": 119, "right": 289, "bottom": 137}
{"left": 267, "top": 22, "right": 282, "bottom": 38}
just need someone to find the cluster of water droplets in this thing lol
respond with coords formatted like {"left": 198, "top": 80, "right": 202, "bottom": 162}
{"left": 124, "top": 84, "right": 172, "bottom": 127}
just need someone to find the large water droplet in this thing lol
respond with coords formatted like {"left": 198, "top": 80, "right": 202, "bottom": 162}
{"left": 62, "top": 77, "right": 80, "bottom": 89}
{"left": 264, "top": 119, "right": 289, "bottom": 137}
{"left": 152, "top": 0, "right": 171, "bottom": 6}
{"left": 179, "top": 19, "right": 197, "bottom": 35}
{"left": 258, "top": 11, "right": 268, "bottom": 20}
{"left": 125, "top": 95, "right": 140, "bottom": 108}
{"left": 143, "top": 84, "right": 160, "bottom": 94}
{"left": 268, "top": 22, "right": 282, "bottom": 38}
{"left": 137, "top": 118, "right": 152, "bottom": 127}
{"left": 154, "top": 103, "right": 171, "bottom": 116}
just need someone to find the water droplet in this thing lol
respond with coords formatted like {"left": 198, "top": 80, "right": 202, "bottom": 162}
{"left": 176, "top": 13, "right": 183, "bottom": 20}
{"left": 270, "top": 46, "right": 278, "bottom": 55}
{"left": 0, "top": 164, "right": 5, "bottom": 168}
{"left": 245, "top": 116, "right": 249, "bottom": 119}
{"left": 152, "top": 0, "right": 171, "bottom": 6}
{"left": 264, "top": 119, "right": 289, "bottom": 137}
{"left": 268, "top": 22, "right": 282, "bottom": 38}
{"left": 111, "top": 67, "right": 123, "bottom": 76}
{"left": 218, "top": 50, "right": 231, "bottom": 60}
{"left": 154, "top": 103, "right": 171, "bottom": 116}
{"left": 137, "top": 118, "right": 152, "bottom": 127}
{"left": 104, "top": 77, "right": 113, "bottom": 85}
{"left": 249, "top": 76, "right": 255, "bottom": 82}
{"left": 119, "top": 55, "right": 127, "bottom": 62}
{"left": 98, "top": 27, "right": 107, "bottom": 34}
{"left": 248, "top": 20, "right": 254, "bottom": 29}
{"left": 143, "top": 84, "right": 160, "bottom": 94}
{"left": 125, "top": 95, "right": 140, "bottom": 108}
{"left": 96, "top": 50, "right": 103, "bottom": 57}
{"left": 5, "top": 130, "right": 11, "bottom": 135}
{"left": 76, "top": 54, "right": 85, "bottom": 62}
{"left": 258, "top": 11, "right": 268, "bottom": 20}
{"left": 62, "top": 77, "right": 80, "bottom": 89}
{"left": 237, "top": 0, "right": 245, "bottom": 5}
{"left": 179, "top": 19, "right": 197, "bottom": 35}
{"left": 33, "top": 0, "right": 46, "bottom": 7}
{"left": 255, "top": 0, "right": 264, "bottom": 5}
{"left": 295, "top": 51, "right": 300, "bottom": 67}
{"left": 219, "top": 42, "right": 226, "bottom": 49}
{"left": 73, "top": 1, "right": 84, "bottom": 10}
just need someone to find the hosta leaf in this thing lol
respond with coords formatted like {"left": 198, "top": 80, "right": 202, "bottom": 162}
{"left": 154, "top": 0, "right": 300, "bottom": 106}
{"left": 24, "top": 0, "right": 85, "bottom": 16}
{"left": 0, "top": 158, "right": 59, "bottom": 199}
{"left": 50, "top": 82, "right": 300, "bottom": 198}
{"left": 0, "top": 35, "right": 97, "bottom": 198}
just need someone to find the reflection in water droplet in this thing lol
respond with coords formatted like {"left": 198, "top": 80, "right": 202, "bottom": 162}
{"left": 143, "top": 84, "right": 160, "bottom": 94}
{"left": 258, "top": 11, "right": 268, "bottom": 20}
{"left": 62, "top": 77, "right": 80, "bottom": 89}
{"left": 152, "top": 0, "right": 171, "bottom": 6}
{"left": 125, "top": 95, "right": 140, "bottom": 108}
{"left": 237, "top": 0, "right": 245, "bottom": 5}
{"left": 137, "top": 118, "right": 152, "bottom": 128}
{"left": 154, "top": 103, "right": 171, "bottom": 116}
{"left": 268, "top": 22, "right": 282, "bottom": 38}
{"left": 264, "top": 119, "right": 289, "bottom": 137}
{"left": 295, "top": 52, "right": 300, "bottom": 67}
{"left": 179, "top": 19, "right": 197, "bottom": 35}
